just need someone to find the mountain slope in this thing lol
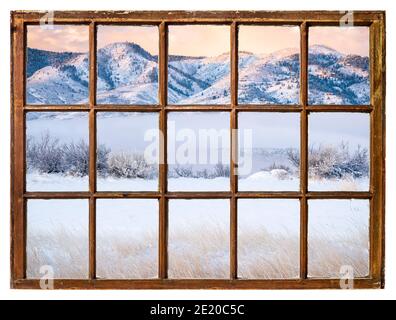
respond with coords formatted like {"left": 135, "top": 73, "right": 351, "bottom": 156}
{"left": 238, "top": 49, "right": 300, "bottom": 104}
{"left": 308, "top": 45, "right": 369, "bottom": 105}
{"left": 26, "top": 42, "right": 369, "bottom": 106}
{"left": 27, "top": 52, "right": 89, "bottom": 105}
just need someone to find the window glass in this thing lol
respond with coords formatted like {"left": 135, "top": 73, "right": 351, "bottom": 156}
{"left": 26, "top": 25, "right": 89, "bottom": 105}
{"left": 96, "top": 199, "right": 158, "bottom": 279}
{"left": 238, "top": 26, "right": 300, "bottom": 104}
{"left": 97, "top": 26, "right": 159, "bottom": 104}
{"left": 308, "top": 27, "right": 370, "bottom": 105}
{"left": 168, "top": 199, "right": 229, "bottom": 279}
{"left": 238, "top": 199, "right": 300, "bottom": 279}
{"left": 308, "top": 199, "right": 370, "bottom": 278}
{"left": 27, "top": 199, "right": 89, "bottom": 279}
{"left": 26, "top": 112, "right": 89, "bottom": 191}
{"left": 168, "top": 25, "right": 230, "bottom": 104}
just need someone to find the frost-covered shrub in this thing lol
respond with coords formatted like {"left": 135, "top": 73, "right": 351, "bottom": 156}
{"left": 63, "top": 140, "right": 89, "bottom": 177}
{"left": 97, "top": 144, "right": 111, "bottom": 177}
{"left": 173, "top": 165, "right": 193, "bottom": 178}
{"left": 271, "top": 169, "right": 291, "bottom": 180}
{"left": 286, "top": 148, "right": 300, "bottom": 168}
{"left": 27, "top": 133, "right": 65, "bottom": 174}
{"left": 107, "top": 152, "right": 156, "bottom": 179}
{"left": 264, "top": 163, "right": 293, "bottom": 180}
{"left": 309, "top": 144, "right": 369, "bottom": 179}
{"left": 171, "top": 163, "right": 230, "bottom": 179}
{"left": 264, "top": 162, "right": 292, "bottom": 173}
{"left": 287, "top": 143, "right": 369, "bottom": 179}
{"left": 27, "top": 133, "right": 111, "bottom": 177}
{"left": 213, "top": 163, "right": 230, "bottom": 178}
{"left": 195, "top": 168, "right": 211, "bottom": 179}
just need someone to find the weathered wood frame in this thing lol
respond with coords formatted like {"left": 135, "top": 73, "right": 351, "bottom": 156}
{"left": 11, "top": 11, "right": 385, "bottom": 289}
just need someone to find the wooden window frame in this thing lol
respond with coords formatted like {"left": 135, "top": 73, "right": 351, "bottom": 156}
{"left": 10, "top": 10, "right": 386, "bottom": 290}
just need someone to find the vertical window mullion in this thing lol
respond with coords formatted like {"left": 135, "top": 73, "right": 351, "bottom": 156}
{"left": 230, "top": 21, "right": 238, "bottom": 280}
{"left": 88, "top": 21, "right": 97, "bottom": 280}
{"left": 159, "top": 21, "right": 168, "bottom": 279}
{"left": 299, "top": 21, "right": 309, "bottom": 280}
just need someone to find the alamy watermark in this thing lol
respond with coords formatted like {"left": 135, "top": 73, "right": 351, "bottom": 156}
{"left": 143, "top": 124, "right": 253, "bottom": 175}
{"left": 339, "top": 265, "right": 355, "bottom": 289}
{"left": 39, "top": 11, "right": 55, "bottom": 29}
{"left": 339, "top": 11, "right": 355, "bottom": 27}
{"left": 39, "top": 265, "right": 54, "bottom": 290}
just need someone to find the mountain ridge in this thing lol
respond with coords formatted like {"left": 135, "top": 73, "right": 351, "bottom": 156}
{"left": 26, "top": 42, "right": 369, "bottom": 106}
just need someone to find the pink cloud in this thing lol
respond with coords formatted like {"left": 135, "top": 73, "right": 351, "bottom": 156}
{"left": 27, "top": 25, "right": 89, "bottom": 52}
{"left": 309, "top": 27, "right": 369, "bottom": 56}
{"left": 239, "top": 26, "right": 300, "bottom": 55}
{"left": 168, "top": 25, "right": 230, "bottom": 57}
{"left": 27, "top": 24, "right": 369, "bottom": 58}
{"left": 97, "top": 26, "right": 159, "bottom": 55}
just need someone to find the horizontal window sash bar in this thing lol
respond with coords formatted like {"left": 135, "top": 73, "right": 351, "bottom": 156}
{"left": 306, "top": 105, "right": 373, "bottom": 113}
{"left": 24, "top": 192, "right": 91, "bottom": 199}
{"left": 23, "top": 191, "right": 372, "bottom": 199}
{"left": 13, "top": 277, "right": 380, "bottom": 289}
{"left": 306, "top": 191, "right": 372, "bottom": 199}
{"left": 15, "top": 10, "right": 383, "bottom": 23}
{"left": 24, "top": 105, "right": 91, "bottom": 112}
{"left": 23, "top": 105, "right": 373, "bottom": 113}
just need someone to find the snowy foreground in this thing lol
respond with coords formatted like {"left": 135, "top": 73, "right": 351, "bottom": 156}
{"left": 26, "top": 173, "right": 369, "bottom": 280}
{"left": 27, "top": 170, "right": 369, "bottom": 192}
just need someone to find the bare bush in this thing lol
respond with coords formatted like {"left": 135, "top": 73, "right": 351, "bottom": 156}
{"left": 97, "top": 144, "right": 111, "bottom": 177}
{"left": 172, "top": 163, "right": 230, "bottom": 179}
{"left": 286, "top": 148, "right": 300, "bottom": 168}
{"left": 63, "top": 140, "right": 89, "bottom": 177}
{"left": 213, "top": 163, "right": 230, "bottom": 177}
{"left": 27, "top": 133, "right": 111, "bottom": 177}
{"left": 107, "top": 152, "right": 157, "bottom": 179}
{"left": 173, "top": 166, "right": 193, "bottom": 178}
{"left": 195, "top": 168, "right": 211, "bottom": 179}
{"left": 287, "top": 143, "right": 368, "bottom": 179}
{"left": 27, "top": 132, "right": 64, "bottom": 174}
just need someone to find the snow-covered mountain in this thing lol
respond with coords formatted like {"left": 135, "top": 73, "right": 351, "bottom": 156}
{"left": 308, "top": 45, "right": 369, "bottom": 104}
{"left": 26, "top": 42, "right": 369, "bottom": 106}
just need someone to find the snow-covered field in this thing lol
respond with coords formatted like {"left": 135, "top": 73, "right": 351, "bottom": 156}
{"left": 26, "top": 175, "right": 369, "bottom": 279}
{"left": 26, "top": 171, "right": 369, "bottom": 192}
{"left": 308, "top": 200, "right": 369, "bottom": 278}
{"left": 28, "top": 173, "right": 351, "bottom": 193}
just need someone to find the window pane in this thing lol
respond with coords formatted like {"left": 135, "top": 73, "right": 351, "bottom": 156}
{"left": 308, "top": 200, "right": 369, "bottom": 278}
{"left": 168, "top": 112, "right": 230, "bottom": 191}
{"left": 168, "top": 25, "right": 230, "bottom": 104}
{"left": 168, "top": 200, "right": 229, "bottom": 279}
{"left": 238, "top": 112, "right": 300, "bottom": 191}
{"left": 97, "top": 112, "right": 159, "bottom": 191}
{"left": 308, "top": 27, "right": 369, "bottom": 105}
{"left": 238, "top": 199, "right": 300, "bottom": 279}
{"left": 308, "top": 113, "right": 369, "bottom": 191}
{"left": 26, "top": 25, "right": 89, "bottom": 105}
{"left": 96, "top": 199, "right": 158, "bottom": 279}
{"left": 26, "top": 200, "right": 89, "bottom": 279}
{"left": 26, "top": 112, "right": 89, "bottom": 191}
{"left": 238, "top": 26, "right": 300, "bottom": 104}
{"left": 96, "top": 26, "right": 159, "bottom": 104}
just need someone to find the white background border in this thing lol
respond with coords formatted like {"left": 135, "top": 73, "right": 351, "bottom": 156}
{"left": 1, "top": 0, "right": 394, "bottom": 300}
